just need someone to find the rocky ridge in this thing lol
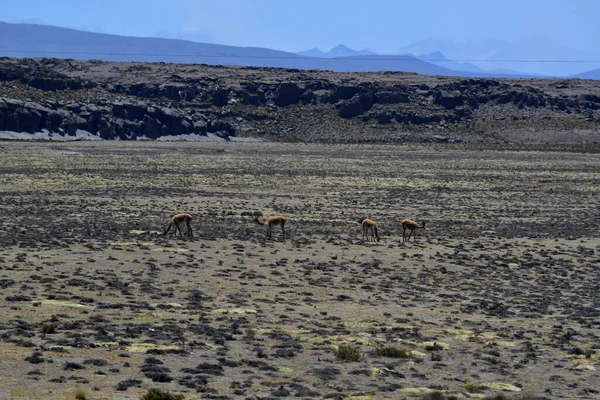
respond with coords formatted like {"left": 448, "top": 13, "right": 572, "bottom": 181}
{"left": 1, "top": 57, "right": 600, "bottom": 143}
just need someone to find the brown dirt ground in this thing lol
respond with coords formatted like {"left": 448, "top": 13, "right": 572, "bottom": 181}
{"left": 0, "top": 141, "right": 598, "bottom": 400}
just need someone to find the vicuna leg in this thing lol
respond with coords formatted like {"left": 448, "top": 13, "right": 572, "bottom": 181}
{"left": 281, "top": 221, "right": 285, "bottom": 239}
{"left": 186, "top": 220, "right": 193, "bottom": 237}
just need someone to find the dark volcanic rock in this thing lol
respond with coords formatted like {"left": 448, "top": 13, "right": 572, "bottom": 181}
{"left": 0, "top": 63, "right": 26, "bottom": 81}
{"left": 112, "top": 102, "right": 147, "bottom": 121}
{"left": 273, "top": 83, "right": 304, "bottom": 107}
{"left": 212, "top": 88, "right": 230, "bottom": 106}
{"left": 434, "top": 90, "right": 465, "bottom": 109}
{"left": 395, "top": 112, "right": 444, "bottom": 125}
{"left": 238, "top": 88, "right": 266, "bottom": 105}
{"left": 98, "top": 116, "right": 117, "bottom": 139}
{"left": 143, "top": 114, "right": 166, "bottom": 139}
{"left": 375, "top": 112, "right": 393, "bottom": 124}
{"left": 336, "top": 86, "right": 360, "bottom": 100}
{"left": 1, "top": 57, "right": 599, "bottom": 142}
{"left": 375, "top": 90, "right": 410, "bottom": 104}
{"left": 339, "top": 100, "right": 364, "bottom": 119}
{"left": 300, "top": 89, "right": 315, "bottom": 104}
{"left": 0, "top": 94, "right": 235, "bottom": 140}
{"left": 338, "top": 93, "right": 374, "bottom": 118}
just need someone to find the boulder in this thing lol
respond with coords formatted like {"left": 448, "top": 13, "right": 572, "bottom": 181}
{"left": 158, "top": 107, "right": 190, "bottom": 134}
{"left": 60, "top": 115, "right": 87, "bottom": 136}
{"left": 273, "top": 83, "right": 304, "bottom": 107}
{"left": 122, "top": 120, "right": 143, "bottom": 138}
{"left": 212, "top": 88, "right": 230, "bottom": 106}
{"left": 338, "top": 94, "right": 374, "bottom": 119}
{"left": 27, "top": 76, "right": 70, "bottom": 91}
{"left": 583, "top": 94, "right": 600, "bottom": 104}
{"left": 358, "top": 93, "right": 374, "bottom": 109}
{"left": 98, "top": 117, "right": 117, "bottom": 139}
{"left": 375, "top": 91, "right": 410, "bottom": 104}
{"left": 127, "top": 83, "right": 156, "bottom": 97}
{"left": 434, "top": 90, "right": 465, "bottom": 109}
{"left": 142, "top": 115, "right": 164, "bottom": 139}
{"left": 338, "top": 100, "right": 364, "bottom": 119}
{"left": 239, "top": 89, "right": 266, "bottom": 106}
{"left": 395, "top": 113, "right": 443, "bottom": 125}
{"left": 160, "top": 84, "right": 197, "bottom": 101}
{"left": 320, "top": 90, "right": 340, "bottom": 104}
{"left": 0, "top": 64, "right": 25, "bottom": 82}
{"left": 336, "top": 86, "right": 360, "bottom": 100}
{"left": 376, "top": 112, "right": 393, "bottom": 124}
{"left": 208, "top": 120, "right": 235, "bottom": 136}
{"left": 193, "top": 119, "right": 208, "bottom": 134}
{"left": 15, "top": 107, "right": 39, "bottom": 132}
{"left": 300, "top": 89, "right": 315, "bottom": 105}
{"left": 45, "top": 110, "right": 65, "bottom": 132}
{"left": 112, "top": 102, "right": 147, "bottom": 121}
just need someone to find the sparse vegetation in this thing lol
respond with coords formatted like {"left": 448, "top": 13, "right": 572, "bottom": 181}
{"left": 333, "top": 345, "right": 362, "bottom": 362}
{"left": 245, "top": 328, "right": 257, "bottom": 339}
{"left": 424, "top": 342, "right": 445, "bottom": 351}
{"left": 63, "top": 362, "right": 85, "bottom": 371}
{"left": 482, "top": 395, "right": 549, "bottom": 400}
{"left": 0, "top": 141, "right": 598, "bottom": 400}
{"left": 41, "top": 323, "right": 57, "bottom": 334}
{"left": 464, "top": 383, "right": 481, "bottom": 393}
{"left": 140, "top": 388, "right": 185, "bottom": 400}
{"left": 422, "top": 392, "right": 459, "bottom": 400}
{"left": 74, "top": 388, "right": 88, "bottom": 400}
{"left": 375, "top": 346, "right": 411, "bottom": 358}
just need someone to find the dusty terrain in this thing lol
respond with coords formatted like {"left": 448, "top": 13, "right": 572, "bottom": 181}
{"left": 1, "top": 57, "right": 600, "bottom": 144}
{"left": 0, "top": 141, "right": 599, "bottom": 400}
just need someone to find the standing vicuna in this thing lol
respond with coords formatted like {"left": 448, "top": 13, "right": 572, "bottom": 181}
{"left": 361, "top": 219, "right": 380, "bottom": 242}
{"left": 163, "top": 213, "right": 193, "bottom": 237}
{"left": 254, "top": 215, "right": 286, "bottom": 239}
{"left": 401, "top": 219, "right": 426, "bottom": 242}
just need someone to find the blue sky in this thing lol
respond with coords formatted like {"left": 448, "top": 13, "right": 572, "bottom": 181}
{"left": 1, "top": 0, "right": 598, "bottom": 54}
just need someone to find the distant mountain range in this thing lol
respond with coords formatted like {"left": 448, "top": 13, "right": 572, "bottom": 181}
{"left": 0, "top": 21, "right": 598, "bottom": 79}
{"left": 397, "top": 37, "right": 600, "bottom": 77}
{"left": 403, "top": 51, "right": 536, "bottom": 77}
{"left": 297, "top": 44, "right": 377, "bottom": 58}
{"left": 572, "top": 68, "right": 600, "bottom": 80}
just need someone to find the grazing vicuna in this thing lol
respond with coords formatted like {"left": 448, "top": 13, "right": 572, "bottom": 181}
{"left": 164, "top": 213, "right": 193, "bottom": 237}
{"left": 361, "top": 219, "right": 380, "bottom": 242}
{"left": 254, "top": 215, "right": 286, "bottom": 239}
{"left": 401, "top": 219, "right": 426, "bottom": 242}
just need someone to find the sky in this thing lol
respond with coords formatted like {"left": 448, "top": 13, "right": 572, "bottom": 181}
{"left": 1, "top": 0, "right": 599, "bottom": 54}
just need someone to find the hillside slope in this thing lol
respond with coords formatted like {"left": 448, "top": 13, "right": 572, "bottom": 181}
{"left": 1, "top": 57, "right": 600, "bottom": 144}
{"left": 572, "top": 68, "right": 600, "bottom": 80}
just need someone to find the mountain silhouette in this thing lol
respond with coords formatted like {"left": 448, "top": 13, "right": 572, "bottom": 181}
{"left": 397, "top": 37, "right": 600, "bottom": 77}
{"left": 0, "top": 21, "right": 565, "bottom": 78}
{"left": 572, "top": 68, "right": 600, "bottom": 79}
{"left": 298, "top": 45, "right": 377, "bottom": 58}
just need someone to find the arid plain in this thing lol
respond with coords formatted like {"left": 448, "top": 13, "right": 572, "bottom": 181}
{"left": 0, "top": 141, "right": 598, "bottom": 400}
